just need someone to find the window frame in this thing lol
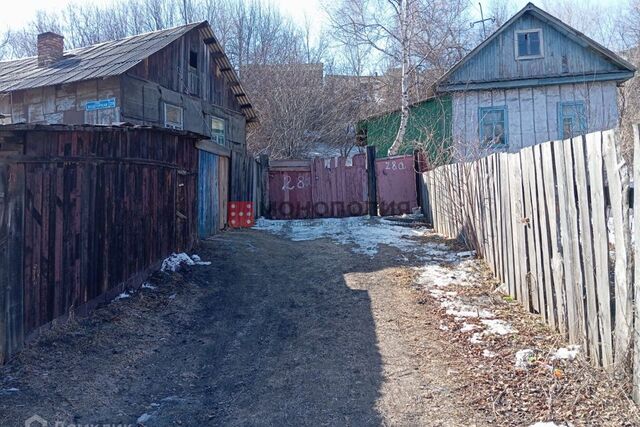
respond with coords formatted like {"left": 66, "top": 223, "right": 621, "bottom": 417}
{"left": 515, "top": 29, "right": 544, "bottom": 60}
{"left": 210, "top": 116, "right": 226, "bottom": 146}
{"left": 479, "top": 106, "right": 508, "bottom": 148}
{"left": 164, "top": 103, "right": 184, "bottom": 130}
{"left": 557, "top": 101, "right": 587, "bottom": 139}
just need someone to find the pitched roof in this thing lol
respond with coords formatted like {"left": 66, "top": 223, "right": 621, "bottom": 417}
{"left": 437, "top": 2, "right": 636, "bottom": 89}
{"left": 0, "top": 21, "right": 257, "bottom": 122}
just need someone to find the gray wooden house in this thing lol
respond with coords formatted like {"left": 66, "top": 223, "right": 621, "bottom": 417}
{"left": 0, "top": 21, "right": 256, "bottom": 154}
{"left": 436, "top": 2, "right": 635, "bottom": 159}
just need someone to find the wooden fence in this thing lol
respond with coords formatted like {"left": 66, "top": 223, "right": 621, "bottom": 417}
{"left": 423, "top": 128, "right": 640, "bottom": 397}
{"left": 0, "top": 125, "right": 200, "bottom": 363}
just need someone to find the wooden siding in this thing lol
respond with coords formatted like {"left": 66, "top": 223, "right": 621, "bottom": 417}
{"left": 124, "top": 29, "right": 247, "bottom": 150}
{"left": 0, "top": 126, "right": 199, "bottom": 363}
{"left": 451, "top": 81, "right": 618, "bottom": 159}
{"left": 358, "top": 96, "right": 452, "bottom": 165}
{"left": 0, "top": 77, "right": 121, "bottom": 126}
{"left": 0, "top": 27, "right": 248, "bottom": 151}
{"left": 446, "top": 11, "right": 622, "bottom": 85}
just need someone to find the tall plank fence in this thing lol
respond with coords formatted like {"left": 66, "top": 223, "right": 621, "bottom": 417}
{"left": 423, "top": 128, "right": 640, "bottom": 398}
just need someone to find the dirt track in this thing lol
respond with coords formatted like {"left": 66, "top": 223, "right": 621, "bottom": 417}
{"left": 0, "top": 225, "right": 490, "bottom": 426}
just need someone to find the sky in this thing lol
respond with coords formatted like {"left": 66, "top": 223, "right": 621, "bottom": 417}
{"left": 0, "top": 0, "right": 628, "bottom": 31}
{"left": 0, "top": 0, "right": 324, "bottom": 30}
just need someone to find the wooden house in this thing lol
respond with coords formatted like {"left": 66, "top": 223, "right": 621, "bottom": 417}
{"left": 0, "top": 21, "right": 257, "bottom": 155}
{"left": 437, "top": 2, "right": 635, "bottom": 159}
{"left": 358, "top": 3, "right": 635, "bottom": 161}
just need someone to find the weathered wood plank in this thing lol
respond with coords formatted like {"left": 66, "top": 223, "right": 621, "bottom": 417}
{"left": 633, "top": 124, "right": 640, "bottom": 402}
{"left": 572, "top": 134, "right": 600, "bottom": 362}
{"left": 533, "top": 144, "right": 556, "bottom": 330}
{"left": 602, "top": 129, "right": 632, "bottom": 371}
{"left": 521, "top": 147, "right": 540, "bottom": 314}
{"left": 542, "top": 141, "right": 566, "bottom": 335}
{"left": 556, "top": 138, "right": 585, "bottom": 344}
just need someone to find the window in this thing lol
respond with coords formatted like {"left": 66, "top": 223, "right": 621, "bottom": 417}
{"left": 164, "top": 103, "right": 183, "bottom": 130}
{"left": 557, "top": 101, "right": 587, "bottom": 139}
{"left": 210, "top": 116, "right": 225, "bottom": 145}
{"left": 515, "top": 29, "right": 543, "bottom": 59}
{"left": 479, "top": 107, "right": 508, "bottom": 147}
{"left": 189, "top": 50, "right": 198, "bottom": 69}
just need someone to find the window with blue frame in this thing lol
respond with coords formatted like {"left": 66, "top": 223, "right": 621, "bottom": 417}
{"left": 557, "top": 101, "right": 587, "bottom": 139}
{"left": 479, "top": 107, "right": 508, "bottom": 147}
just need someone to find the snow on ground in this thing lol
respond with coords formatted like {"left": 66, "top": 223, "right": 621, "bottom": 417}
{"left": 255, "top": 216, "right": 516, "bottom": 354}
{"left": 254, "top": 216, "right": 438, "bottom": 257}
{"left": 551, "top": 345, "right": 580, "bottom": 361}
{"left": 161, "top": 253, "right": 211, "bottom": 272}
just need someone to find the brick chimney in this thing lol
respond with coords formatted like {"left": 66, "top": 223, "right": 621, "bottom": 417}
{"left": 37, "top": 32, "right": 64, "bottom": 67}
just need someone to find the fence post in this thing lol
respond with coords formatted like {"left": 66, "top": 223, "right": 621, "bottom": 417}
{"left": 259, "top": 154, "right": 270, "bottom": 219}
{"left": 633, "top": 124, "right": 640, "bottom": 403}
{"left": 366, "top": 146, "right": 378, "bottom": 216}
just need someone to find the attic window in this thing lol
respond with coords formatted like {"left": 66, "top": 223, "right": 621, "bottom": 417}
{"left": 515, "top": 29, "right": 543, "bottom": 59}
{"left": 189, "top": 50, "right": 198, "bottom": 69}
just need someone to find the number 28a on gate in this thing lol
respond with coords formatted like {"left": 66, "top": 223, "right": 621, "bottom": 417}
{"left": 385, "top": 160, "right": 406, "bottom": 171}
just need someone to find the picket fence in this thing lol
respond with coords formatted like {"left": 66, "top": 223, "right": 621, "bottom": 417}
{"left": 423, "top": 127, "right": 640, "bottom": 400}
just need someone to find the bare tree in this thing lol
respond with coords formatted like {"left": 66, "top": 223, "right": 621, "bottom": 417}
{"left": 326, "top": 0, "right": 471, "bottom": 156}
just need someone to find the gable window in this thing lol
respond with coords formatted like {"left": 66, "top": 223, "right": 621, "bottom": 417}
{"left": 479, "top": 107, "right": 508, "bottom": 147}
{"left": 189, "top": 50, "right": 198, "bottom": 69}
{"left": 188, "top": 50, "right": 200, "bottom": 95}
{"left": 557, "top": 101, "right": 587, "bottom": 139}
{"left": 211, "top": 116, "right": 225, "bottom": 146}
{"left": 164, "top": 103, "right": 183, "bottom": 130}
{"left": 515, "top": 29, "right": 543, "bottom": 59}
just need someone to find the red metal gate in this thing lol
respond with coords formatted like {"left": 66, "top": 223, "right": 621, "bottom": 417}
{"left": 268, "top": 154, "right": 368, "bottom": 219}
{"left": 375, "top": 154, "right": 417, "bottom": 216}
{"left": 267, "top": 152, "right": 417, "bottom": 219}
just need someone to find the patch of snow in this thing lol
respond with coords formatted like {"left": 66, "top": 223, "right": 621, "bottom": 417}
{"left": 515, "top": 349, "right": 535, "bottom": 369}
{"left": 441, "top": 300, "right": 494, "bottom": 319}
{"left": 481, "top": 319, "right": 516, "bottom": 335}
{"left": 457, "top": 250, "right": 476, "bottom": 258}
{"left": 113, "top": 292, "right": 131, "bottom": 301}
{"left": 141, "top": 282, "right": 157, "bottom": 290}
{"left": 469, "top": 319, "right": 516, "bottom": 344}
{"left": 137, "top": 413, "right": 152, "bottom": 424}
{"left": 168, "top": 293, "right": 177, "bottom": 300}
{"left": 461, "top": 323, "right": 480, "bottom": 332}
{"left": 483, "top": 350, "right": 497, "bottom": 358}
{"left": 470, "top": 333, "right": 483, "bottom": 344}
{"left": 161, "top": 253, "right": 210, "bottom": 272}
{"left": 439, "top": 323, "right": 449, "bottom": 331}
{"left": 1, "top": 387, "right": 19, "bottom": 393}
{"left": 551, "top": 345, "right": 580, "bottom": 361}
{"left": 254, "top": 216, "right": 431, "bottom": 257}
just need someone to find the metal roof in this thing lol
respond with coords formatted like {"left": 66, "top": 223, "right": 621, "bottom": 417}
{"left": 0, "top": 21, "right": 257, "bottom": 123}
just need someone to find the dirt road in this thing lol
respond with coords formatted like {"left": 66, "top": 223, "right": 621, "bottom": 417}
{"left": 1, "top": 217, "right": 637, "bottom": 426}
{"left": 0, "top": 219, "right": 492, "bottom": 426}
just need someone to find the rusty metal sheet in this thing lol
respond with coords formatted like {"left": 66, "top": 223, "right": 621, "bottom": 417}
{"left": 375, "top": 154, "right": 417, "bottom": 216}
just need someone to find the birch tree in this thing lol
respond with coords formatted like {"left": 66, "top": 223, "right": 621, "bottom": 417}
{"left": 326, "top": 0, "right": 470, "bottom": 156}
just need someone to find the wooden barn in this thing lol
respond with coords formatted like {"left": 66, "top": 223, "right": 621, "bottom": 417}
{"left": 437, "top": 2, "right": 635, "bottom": 160}
{"left": 0, "top": 21, "right": 258, "bottom": 237}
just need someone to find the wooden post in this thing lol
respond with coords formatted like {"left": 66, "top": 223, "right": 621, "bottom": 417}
{"left": 259, "top": 154, "right": 270, "bottom": 219}
{"left": 633, "top": 124, "right": 640, "bottom": 402}
{"left": 0, "top": 162, "right": 24, "bottom": 364}
{"left": 366, "top": 145, "right": 378, "bottom": 216}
